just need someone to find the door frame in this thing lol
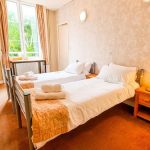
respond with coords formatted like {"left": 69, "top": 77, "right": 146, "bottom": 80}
{"left": 57, "top": 22, "right": 69, "bottom": 70}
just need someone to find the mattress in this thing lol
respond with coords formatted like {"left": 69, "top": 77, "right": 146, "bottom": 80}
{"left": 16, "top": 71, "right": 86, "bottom": 87}
{"left": 35, "top": 78, "right": 139, "bottom": 149}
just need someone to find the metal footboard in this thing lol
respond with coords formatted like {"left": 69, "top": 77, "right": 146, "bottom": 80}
{"left": 2, "top": 66, "right": 15, "bottom": 112}
{"left": 13, "top": 77, "right": 35, "bottom": 150}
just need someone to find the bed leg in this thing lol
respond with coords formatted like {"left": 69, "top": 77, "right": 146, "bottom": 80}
{"left": 15, "top": 100, "right": 22, "bottom": 128}
{"left": 24, "top": 94, "right": 35, "bottom": 150}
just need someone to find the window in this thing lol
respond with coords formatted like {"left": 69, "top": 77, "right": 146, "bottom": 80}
{"left": 7, "top": 0, "right": 40, "bottom": 58}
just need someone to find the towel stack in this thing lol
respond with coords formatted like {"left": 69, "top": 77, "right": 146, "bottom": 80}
{"left": 18, "top": 71, "right": 37, "bottom": 81}
{"left": 35, "top": 84, "right": 66, "bottom": 100}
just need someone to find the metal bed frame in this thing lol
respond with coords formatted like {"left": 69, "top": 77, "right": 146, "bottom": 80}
{"left": 10, "top": 60, "right": 46, "bottom": 148}
{"left": 13, "top": 77, "right": 34, "bottom": 150}
{"left": 2, "top": 65, "right": 16, "bottom": 112}
{"left": 13, "top": 64, "right": 144, "bottom": 150}
{"left": 10, "top": 59, "right": 47, "bottom": 76}
{"left": 3, "top": 59, "right": 47, "bottom": 114}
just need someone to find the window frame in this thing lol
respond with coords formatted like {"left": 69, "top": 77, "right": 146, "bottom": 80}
{"left": 7, "top": 0, "right": 41, "bottom": 58}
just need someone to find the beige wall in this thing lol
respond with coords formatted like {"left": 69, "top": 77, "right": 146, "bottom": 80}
{"left": 56, "top": 0, "right": 150, "bottom": 86}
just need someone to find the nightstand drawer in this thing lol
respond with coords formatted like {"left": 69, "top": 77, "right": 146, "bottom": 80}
{"left": 134, "top": 87, "right": 150, "bottom": 121}
{"left": 139, "top": 94, "right": 150, "bottom": 107}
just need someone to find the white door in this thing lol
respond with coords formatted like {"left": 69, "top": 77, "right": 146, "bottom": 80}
{"left": 58, "top": 23, "right": 69, "bottom": 70}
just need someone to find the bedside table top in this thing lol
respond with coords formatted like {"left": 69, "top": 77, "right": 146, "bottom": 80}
{"left": 136, "top": 87, "right": 150, "bottom": 95}
{"left": 86, "top": 74, "right": 97, "bottom": 79}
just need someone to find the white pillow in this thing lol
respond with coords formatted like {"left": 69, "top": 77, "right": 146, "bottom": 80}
{"left": 110, "top": 63, "right": 136, "bottom": 71}
{"left": 97, "top": 63, "right": 137, "bottom": 84}
{"left": 83, "top": 63, "right": 92, "bottom": 75}
{"left": 97, "top": 65, "right": 109, "bottom": 79}
{"left": 109, "top": 63, "right": 137, "bottom": 83}
{"left": 65, "top": 62, "right": 84, "bottom": 74}
{"left": 104, "top": 67, "right": 127, "bottom": 84}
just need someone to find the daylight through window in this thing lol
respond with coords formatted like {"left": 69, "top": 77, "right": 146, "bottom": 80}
{"left": 7, "top": 0, "right": 40, "bottom": 58}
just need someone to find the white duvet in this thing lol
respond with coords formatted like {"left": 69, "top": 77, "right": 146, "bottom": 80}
{"left": 35, "top": 78, "right": 139, "bottom": 149}
{"left": 16, "top": 71, "right": 86, "bottom": 86}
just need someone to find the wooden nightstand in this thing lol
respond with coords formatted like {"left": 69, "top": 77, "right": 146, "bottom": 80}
{"left": 134, "top": 87, "right": 150, "bottom": 121}
{"left": 86, "top": 74, "right": 97, "bottom": 79}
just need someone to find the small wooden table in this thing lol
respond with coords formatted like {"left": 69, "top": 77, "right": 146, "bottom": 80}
{"left": 86, "top": 74, "right": 97, "bottom": 79}
{"left": 134, "top": 87, "right": 150, "bottom": 121}
{"left": 10, "top": 59, "right": 46, "bottom": 75}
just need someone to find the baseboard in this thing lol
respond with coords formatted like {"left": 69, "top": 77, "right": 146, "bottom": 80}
{"left": 123, "top": 99, "right": 134, "bottom": 107}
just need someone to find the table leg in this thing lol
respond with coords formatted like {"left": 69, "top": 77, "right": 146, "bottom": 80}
{"left": 14, "top": 63, "right": 17, "bottom": 75}
{"left": 38, "top": 62, "right": 42, "bottom": 73}
{"left": 134, "top": 94, "right": 139, "bottom": 117}
{"left": 44, "top": 61, "right": 47, "bottom": 73}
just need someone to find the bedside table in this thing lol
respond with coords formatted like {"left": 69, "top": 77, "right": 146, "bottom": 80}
{"left": 86, "top": 74, "right": 97, "bottom": 79}
{"left": 134, "top": 87, "right": 150, "bottom": 121}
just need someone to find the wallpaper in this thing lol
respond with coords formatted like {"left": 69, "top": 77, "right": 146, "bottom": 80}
{"left": 56, "top": 0, "right": 150, "bottom": 85}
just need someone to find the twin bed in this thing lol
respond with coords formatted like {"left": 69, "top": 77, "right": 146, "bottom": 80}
{"left": 16, "top": 71, "right": 86, "bottom": 89}
{"left": 9, "top": 62, "right": 91, "bottom": 110}
{"left": 15, "top": 62, "right": 93, "bottom": 89}
{"left": 13, "top": 62, "right": 142, "bottom": 150}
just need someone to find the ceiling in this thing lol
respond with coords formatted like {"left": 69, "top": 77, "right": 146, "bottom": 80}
{"left": 21, "top": 0, "right": 73, "bottom": 10}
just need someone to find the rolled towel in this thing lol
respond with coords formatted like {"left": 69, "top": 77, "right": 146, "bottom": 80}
{"left": 41, "top": 84, "right": 62, "bottom": 93}
{"left": 34, "top": 91, "right": 66, "bottom": 100}
{"left": 18, "top": 75, "right": 37, "bottom": 81}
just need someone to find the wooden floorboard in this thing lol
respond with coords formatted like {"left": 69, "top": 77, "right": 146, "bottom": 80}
{"left": 0, "top": 84, "right": 150, "bottom": 150}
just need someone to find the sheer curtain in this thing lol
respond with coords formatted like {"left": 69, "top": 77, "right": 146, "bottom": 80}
{"left": 0, "top": 0, "right": 10, "bottom": 68}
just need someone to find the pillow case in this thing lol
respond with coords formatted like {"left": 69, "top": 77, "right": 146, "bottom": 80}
{"left": 83, "top": 62, "right": 92, "bottom": 75}
{"left": 104, "top": 67, "right": 130, "bottom": 84}
{"left": 109, "top": 63, "right": 136, "bottom": 71}
{"left": 65, "top": 62, "right": 85, "bottom": 74}
{"left": 97, "top": 65, "right": 109, "bottom": 79}
{"left": 97, "top": 63, "right": 137, "bottom": 84}
{"left": 109, "top": 63, "right": 137, "bottom": 83}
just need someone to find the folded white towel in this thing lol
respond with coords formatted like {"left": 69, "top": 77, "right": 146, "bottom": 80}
{"left": 34, "top": 91, "right": 66, "bottom": 100}
{"left": 24, "top": 71, "right": 34, "bottom": 77}
{"left": 18, "top": 75, "right": 37, "bottom": 81}
{"left": 41, "top": 84, "right": 62, "bottom": 93}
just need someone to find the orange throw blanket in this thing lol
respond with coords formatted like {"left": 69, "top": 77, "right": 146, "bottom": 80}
{"left": 31, "top": 98, "right": 69, "bottom": 143}
{"left": 20, "top": 82, "right": 34, "bottom": 89}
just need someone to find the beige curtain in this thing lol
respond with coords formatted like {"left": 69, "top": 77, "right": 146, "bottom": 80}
{"left": 36, "top": 4, "right": 58, "bottom": 71}
{"left": 36, "top": 4, "right": 49, "bottom": 64}
{"left": 0, "top": 0, "right": 10, "bottom": 68}
{"left": 46, "top": 10, "right": 58, "bottom": 71}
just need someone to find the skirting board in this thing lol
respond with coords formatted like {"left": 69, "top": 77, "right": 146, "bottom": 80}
{"left": 123, "top": 98, "right": 134, "bottom": 107}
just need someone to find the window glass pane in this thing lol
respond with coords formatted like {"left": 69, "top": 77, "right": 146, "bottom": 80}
{"left": 7, "top": 1, "right": 21, "bottom": 54}
{"left": 22, "top": 4, "right": 39, "bottom": 56}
